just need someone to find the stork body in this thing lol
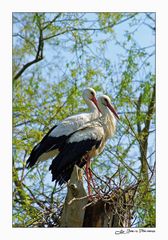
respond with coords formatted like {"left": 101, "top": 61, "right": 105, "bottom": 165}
{"left": 26, "top": 88, "right": 100, "bottom": 168}
{"left": 49, "top": 95, "right": 119, "bottom": 188}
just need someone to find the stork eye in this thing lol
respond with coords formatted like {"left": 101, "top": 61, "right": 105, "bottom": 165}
{"left": 90, "top": 91, "right": 94, "bottom": 96}
{"left": 104, "top": 98, "right": 108, "bottom": 105}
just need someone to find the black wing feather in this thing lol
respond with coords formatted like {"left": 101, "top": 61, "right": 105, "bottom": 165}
{"left": 49, "top": 139, "right": 101, "bottom": 185}
{"left": 26, "top": 124, "right": 70, "bottom": 168}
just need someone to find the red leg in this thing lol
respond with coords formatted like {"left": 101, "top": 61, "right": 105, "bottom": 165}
{"left": 85, "top": 157, "right": 91, "bottom": 197}
{"left": 85, "top": 155, "right": 100, "bottom": 199}
{"left": 89, "top": 168, "right": 96, "bottom": 189}
{"left": 86, "top": 157, "right": 96, "bottom": 192}
{"left": 89, "top": 168, "right": 101, "bottom": 199}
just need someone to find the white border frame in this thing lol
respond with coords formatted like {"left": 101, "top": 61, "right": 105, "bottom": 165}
{"left": 1, "top": 1, "right": 167, "bottom": 239}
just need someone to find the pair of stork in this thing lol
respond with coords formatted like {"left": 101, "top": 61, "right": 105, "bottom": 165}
{"left": 26, "top": 88, "right": 119, "bottom": 195}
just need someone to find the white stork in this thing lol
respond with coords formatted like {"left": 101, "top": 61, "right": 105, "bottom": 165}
{"left": 49, "top": 95, "right": 119, "bottom": 195}
{"left": 26, "top": 88, "right": 100, "bottom": 168}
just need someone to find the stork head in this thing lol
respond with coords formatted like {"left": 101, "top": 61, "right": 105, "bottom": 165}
{"left": 98, "top": 95, "right": 119, "bottom": 120}
{"left": 82, "top": 88, "right": 101, "bottom": 113}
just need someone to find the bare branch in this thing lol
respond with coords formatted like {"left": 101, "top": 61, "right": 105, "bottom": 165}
{"left": 143, "top": 83, "right": 155, "bottom": 133}
{"left": 145, "top": 13, "right": 155, "bottom": 23}
{"left": 43, "top": 13, "right": 138, "bottom": 41}
{"left": 13, "top": 26, "right": 44, "bottom": 80}
{"left": 42, "top": 13, "right": 62, "bottom": 30}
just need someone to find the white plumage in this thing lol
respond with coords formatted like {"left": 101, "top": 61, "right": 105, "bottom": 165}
{"left": 49, "top": 94, "right": 119, "bottom": 188}
{"left": 50, "top": 88, "right": 101, "bottom": 138}
{"left": 26, "top": 88, "right": 100, "bottom": 168}
{"left": 68, "top": 95, "right": 119, "bottom": 148}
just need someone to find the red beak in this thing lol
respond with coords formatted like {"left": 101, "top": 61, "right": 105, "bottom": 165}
{"left": 91, "top": 96, "right": 102, "bottom": 113}
{"left": 107, "top": 102, "right": 120, "bottom": 120}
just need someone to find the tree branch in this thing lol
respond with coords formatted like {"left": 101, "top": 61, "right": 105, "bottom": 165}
{"left": 13, "top": 13, "right": 137, "bottom": 79}
{"left": 143, "top": 83, "right": 155, "bottom": 133}
{"left": 13, "top": 26, "right": 44, "bottom": 81}
{"left": 43, "top": 13, "right": 138, "bottom": 41}
{"left": 136, "top": 93, "right": 142, "bottom": 134}
{"left": 42, "top": 13, "right": 62, "bottom": 30}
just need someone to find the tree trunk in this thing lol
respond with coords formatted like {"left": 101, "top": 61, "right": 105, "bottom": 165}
{"left": 60, "top": 165, "right": 88, "bottom": 227}
{"left": 60, "top": 165, "right": 134, "bottom": 227}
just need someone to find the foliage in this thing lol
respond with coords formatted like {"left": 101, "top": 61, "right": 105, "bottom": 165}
{"left": 13, "top": 12, "right": 155, "bottom": 227}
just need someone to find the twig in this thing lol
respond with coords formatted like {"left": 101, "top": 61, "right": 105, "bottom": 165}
{"left": 68, "top": 195, "right": 89, "bottom": 205}
{"left": 13, "top": 21, "right": 44, "bottom": 80}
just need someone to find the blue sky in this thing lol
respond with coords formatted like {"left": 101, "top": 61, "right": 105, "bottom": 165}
{"left": 13, "top": 12, "right": 155, "bottom": 207}
{"left": 13, "top": 13, "right": 155, "bottom": 87}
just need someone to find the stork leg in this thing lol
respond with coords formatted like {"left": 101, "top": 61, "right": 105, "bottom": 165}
{"left": 85, "top": 156, "right": 91, "bottom": 197}
{"left": 85, "top": 155, "right": 98, "bottom": 199}
{"left": 85, "top": 155, "right": 100, "bottom": 199}
{"left": 88, "top": 168, "right": 102, "bottom": 199}
{"left": 88, "top": 168, "right": 96, "bottom": 191}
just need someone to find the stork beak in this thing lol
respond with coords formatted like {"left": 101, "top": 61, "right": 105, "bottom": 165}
{"left": 107, "top": 102, "right": 120, "bottom": 120}
{"left": 91, "top": 97, "right": 102, "bottom": 113}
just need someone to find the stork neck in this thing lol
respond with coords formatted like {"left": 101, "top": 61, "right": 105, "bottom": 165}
{"left": 85, "top": 98, "right": 98, "bottom": 113}
{"left": 101, "top": 108, "right": 116, "bottom": 138}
